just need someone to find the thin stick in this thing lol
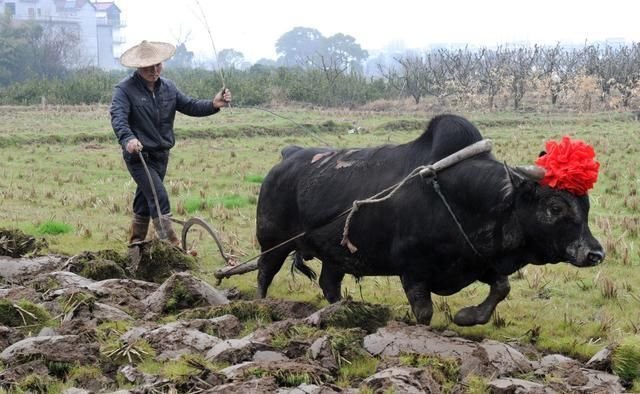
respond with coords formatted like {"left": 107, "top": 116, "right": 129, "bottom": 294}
{"left": 241, "top": 105, "right": 332, "bottom": 147}
{"left": 193, "top": 0, "right": 226, "bottom": 88}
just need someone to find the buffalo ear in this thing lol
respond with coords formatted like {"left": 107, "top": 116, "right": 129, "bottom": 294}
{"left": 505, "top": 166, "right": 537, "bottom": 200}
{"left": 506, "top": 166, "right": 526, "bottom": 188}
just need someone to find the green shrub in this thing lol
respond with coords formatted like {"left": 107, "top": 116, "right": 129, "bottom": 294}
{"left": 1, "top": 64, "right": 390, "bottom": 107}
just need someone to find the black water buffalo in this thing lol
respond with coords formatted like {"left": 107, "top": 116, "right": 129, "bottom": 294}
{"left": 255, "top": 114, "right": 604, "bottom": 326}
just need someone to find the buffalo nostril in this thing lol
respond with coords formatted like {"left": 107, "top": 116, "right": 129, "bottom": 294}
{"left": 587, "top": 250, "right": 605, "bottom": 264}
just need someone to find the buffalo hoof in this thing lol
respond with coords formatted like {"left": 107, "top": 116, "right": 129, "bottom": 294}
{"left": 453, "top": 307, "right": 490, "bottom": 327}
{"left": 413, "top": 310, "right": 433, "bottom": 326}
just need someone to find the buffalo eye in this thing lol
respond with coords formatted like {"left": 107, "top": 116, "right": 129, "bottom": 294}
{"left": 548, "top": 204, "right": 565, "bottom": 217}
{"left": 537, "top": 195, "right": 574, "bottom": 225}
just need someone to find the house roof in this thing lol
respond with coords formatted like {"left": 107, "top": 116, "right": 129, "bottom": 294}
{"left": 94, "top": 2, "right": 121, "bottom": 13}
{"left": 54, "top": 0, "right": 97, "bottom": 11}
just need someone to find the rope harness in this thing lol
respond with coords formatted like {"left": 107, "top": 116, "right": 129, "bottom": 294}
{"left": 427, "top": 175, "right": 481, "bottom": 256}
{"left": 341, "top": 166, "right": 424, "bottom": 253}
{"left": 340, "top": 139, "right": 491, "bottom": 257}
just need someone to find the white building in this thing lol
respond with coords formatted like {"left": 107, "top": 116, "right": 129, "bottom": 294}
{"left": 0, "top": 0, "right": 124, "bottom": 69}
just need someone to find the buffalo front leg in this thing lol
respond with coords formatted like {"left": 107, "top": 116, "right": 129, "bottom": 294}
{"left": 401, "top": 275, "right": 433, "bottom": 325}
{"left": 453, "top": 274, "right": 510, "bottom": 326}
{"left": 257, "top": 248, "right": 291, "bottom": 299}
{"left": 319, "top": 264, "right": 345, "bottom": 304}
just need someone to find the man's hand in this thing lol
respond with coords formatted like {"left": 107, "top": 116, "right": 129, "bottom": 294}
{"left": 213, "top": 88, "right": 232, "bottom": 109}
{"left": 126, "top": 138, "right": 143, "bottom": 154}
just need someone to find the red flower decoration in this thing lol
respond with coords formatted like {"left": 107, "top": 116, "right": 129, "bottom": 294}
{"left": 535, "top": 136, "right": 600, "bottom": 196}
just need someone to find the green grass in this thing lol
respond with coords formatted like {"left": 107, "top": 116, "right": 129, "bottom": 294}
{"left": 0, "top": 299, "right": 55, "bottom": 334}
{"left": 612, "top": 335, "right": 640, "bottom": 382}
{"left": 336, "top": 355, "right": 379, "bottom": 387}
{"left": 182, "top": 194, "right": 253, "bottom": 213}
{"left": 1, "top": 106, "right": 639, "bottom": 365}
{"left": 36, "top": 220, "right": 74, "bottom": 235}
{"left": 244, "top": 174, "right": 264, "bottom": 183}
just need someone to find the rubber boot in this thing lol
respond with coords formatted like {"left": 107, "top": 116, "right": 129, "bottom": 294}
{"left": 128, "top": 214, "right": 150, "bottom": 245}
{"left": 153, "top": 215, "right": 181, "bottom": 248}
{"left": 128, "top": 214, "right": 149, "bottom": 275}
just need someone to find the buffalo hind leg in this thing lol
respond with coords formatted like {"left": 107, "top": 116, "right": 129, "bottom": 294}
{"left": 319, "top": 264, "right": 345, "bottom": 303}
{"left": 453, "top": 274, "right": 510, "bottom": 326}
{"left": 257, "top": 248, "right": 291, "bottom": 298}
{"left": 401, "top": 275, "right": 433, "bottom": 325}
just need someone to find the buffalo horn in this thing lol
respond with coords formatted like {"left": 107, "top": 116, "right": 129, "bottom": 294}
{"left": 515, "top": 165, "right": 546, "bottom": 180}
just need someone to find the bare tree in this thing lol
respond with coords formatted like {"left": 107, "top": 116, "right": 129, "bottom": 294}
{"left": 426, "top": 51, "right": 450, "bottom": 105}
{"left": 583, "top": 44, "right": 616, "bottom": 102}
{"left": 305, "top": 53, "right": 349, "bottom": 105}
{"left": 166, "top": 29, "right": 194, "bottom": 69}
{"left": 606, "top": 43, "right": 640, "bottom": 107}
{"left": 170, "top": 26, "right": 192, "bottom": 48}
{"left": 538, "top": 43, "right": 584, "bottom": 105}
{"left": 503, "top": 45, "right": 539, "bottom": 110}
{"left": 24, "top": 23, "right": 81, "bottom": 77}
{"left": 378, "top": 53, "right": 432, "bottom": 104}
{"left": 476, "top": 47, "right": 508, "bottom": 110}
{"left": 439, "top": 47, "right": 480, "bottom": 106}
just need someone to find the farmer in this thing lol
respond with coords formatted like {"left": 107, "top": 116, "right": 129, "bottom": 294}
{"left": 110, "top": 40, "right": 231, "bottom": 249}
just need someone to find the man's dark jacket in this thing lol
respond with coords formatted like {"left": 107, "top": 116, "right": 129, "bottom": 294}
{"left": 110, "top": 72, "right": 218, "bottom": 153}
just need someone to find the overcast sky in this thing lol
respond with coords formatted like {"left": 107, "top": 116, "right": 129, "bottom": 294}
{"left": 115, "top": 0, "right": 640, "bottom": 63}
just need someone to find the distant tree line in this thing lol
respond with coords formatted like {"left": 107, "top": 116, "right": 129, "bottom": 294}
{"left": 378, "top": 43, "right": 640, "bottom": 110}
{"left": 1, "top": 17, "right": 639, "bottom": 111}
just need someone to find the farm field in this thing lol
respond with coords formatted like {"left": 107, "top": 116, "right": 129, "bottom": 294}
{"left": 1, "top": 105, "right": 639, "bottom": 363}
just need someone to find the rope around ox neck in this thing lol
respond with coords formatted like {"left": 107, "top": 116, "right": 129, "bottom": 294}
{"left": 340, "top": 139, "right": 493, "bottom": 254}
{"left": 341, "top": 166, "right": 425, "bottom": 252}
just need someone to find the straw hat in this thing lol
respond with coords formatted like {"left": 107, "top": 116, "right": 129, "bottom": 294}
{"left": 120, "top": 40, "right": 176, "bottom": 68}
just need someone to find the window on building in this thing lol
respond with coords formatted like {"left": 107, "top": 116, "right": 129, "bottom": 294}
{"left": 5, "top": 3, "right": 17, "bottom": 16}
{"left": 28, "top": 8, "right": 35, "bottom": 18}
{"left": 37, "top": 8, "right": 42, "bottom": 17}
